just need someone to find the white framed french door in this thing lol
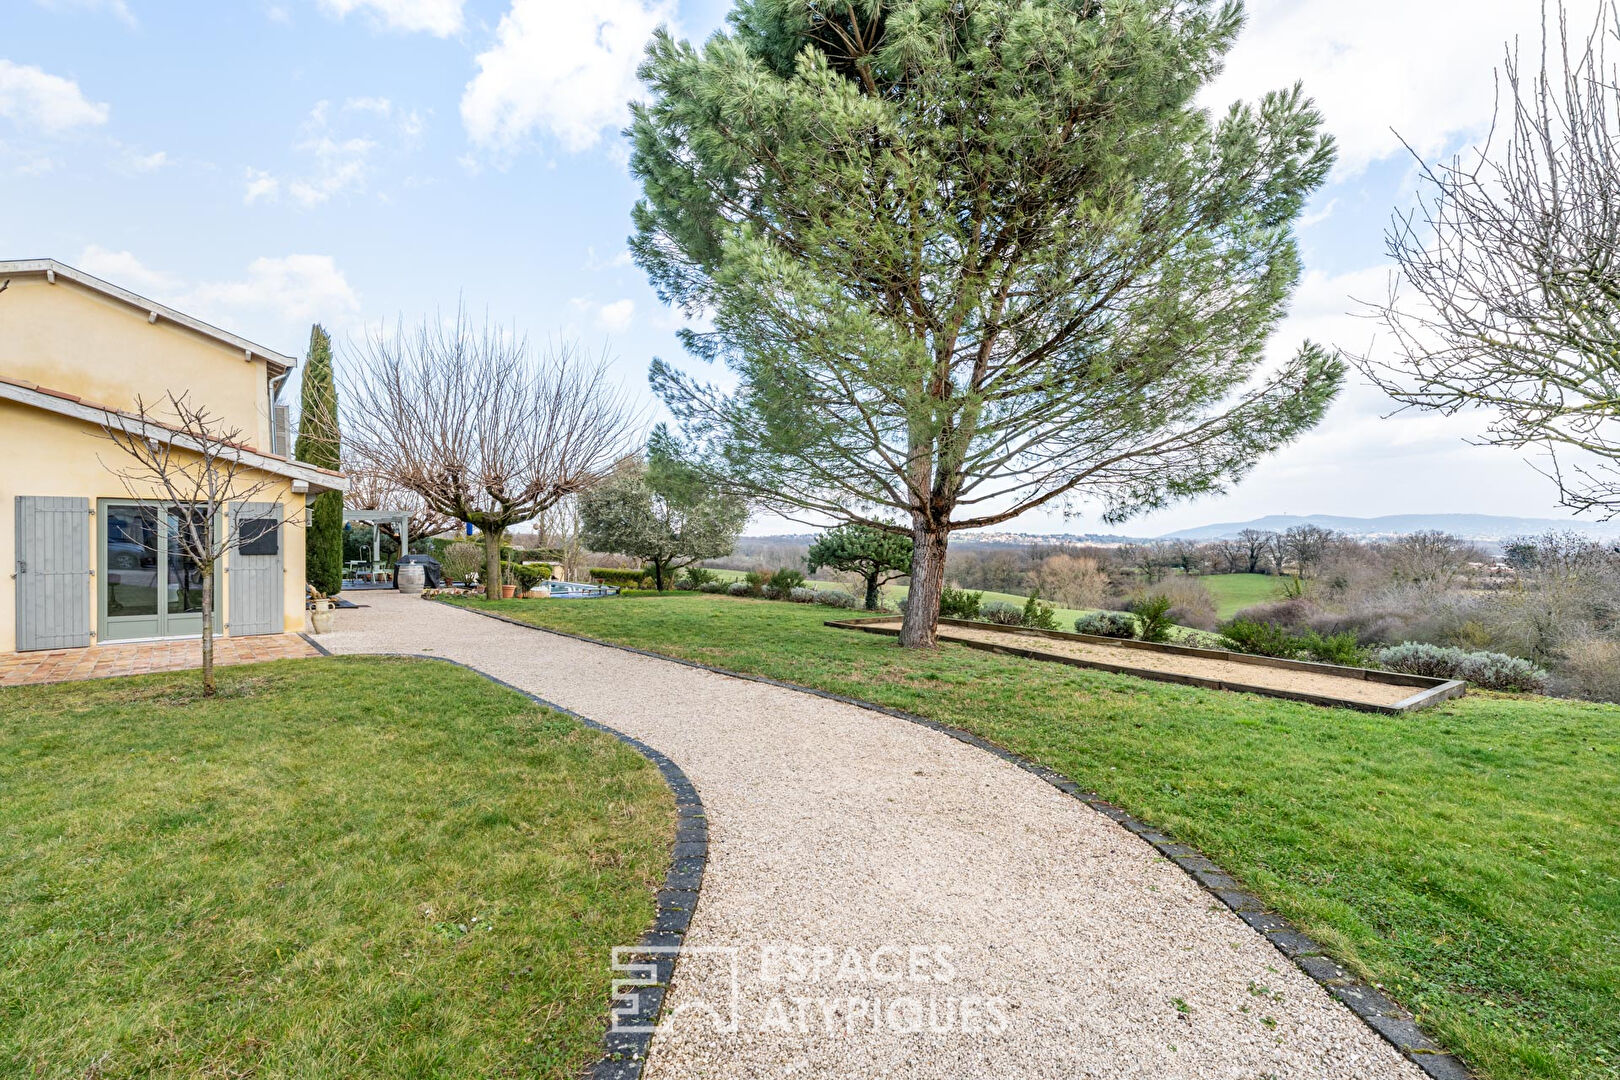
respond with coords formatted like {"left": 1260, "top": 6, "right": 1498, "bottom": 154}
{"left": 98, "top": 501, "right": 220, "bottom": 642}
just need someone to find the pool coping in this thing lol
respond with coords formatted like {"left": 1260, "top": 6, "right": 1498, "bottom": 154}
{"left": 422, "top": 603, "right": 1474, "bottom": 1080}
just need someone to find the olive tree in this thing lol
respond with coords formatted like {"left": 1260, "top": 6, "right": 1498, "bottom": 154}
{"left": 631, "top": 0, "right": 1343, "bottom": 646}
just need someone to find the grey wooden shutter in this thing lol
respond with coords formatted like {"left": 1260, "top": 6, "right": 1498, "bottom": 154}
{"left": 228, "top": 501, "right": 284, "bottom": 637}
{"left": 14, "top": 496, "right": 92, "bottom": 651}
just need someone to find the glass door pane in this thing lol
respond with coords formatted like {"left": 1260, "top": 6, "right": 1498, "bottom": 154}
{"left": 163, "top": 506, "right": 210, "bottom": 636}
{"left": 102, "top": 505, "right": 161, "bottom": 640}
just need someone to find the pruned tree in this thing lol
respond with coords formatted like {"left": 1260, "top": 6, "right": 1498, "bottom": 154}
{"left": 807, "top": 523, "right": 913, "bottom": 611}
{"left": 631, "top": 0, "right": 1343, "bottom": 646}
{"left": 1361, "top": 1, "right": 1620, "bottom": 517}
{"left": 343, "top": 311, "right": 637, "bottom": 600}
{"left": 580, "top": 435, "right": 750, "bottom": 590}
{"left": 295, "top": 324, "right": 343, "bottom": 596}
{"left": 98, "top": 392, "right": 293, "bottom": 697}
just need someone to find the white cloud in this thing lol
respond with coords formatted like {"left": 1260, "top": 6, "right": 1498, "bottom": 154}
{"left": 73, "top": 247, "right": 361, "bottom": 335}
{"left": 461, "top": 0, "right": 674, "bottom": 153}
{"left": 188, "top": 255, "right": 361, "bottom": 325}
{"left": 1205, "top": 0, "right": 1608, "bottom": 176}
{"left": 0, "top": 60, "right": 109, "bottom": 133}
{"left": 319, "top": 0, "right": 464, "bottom": 36}
{"left": 596, "top": 298, "right": 635, "bottom": 331}
{"left": 585, "top": 246, "right": 634, "bottom": 271}
{"left": 76, "top": 245, "right": 184, "bottom": 296}
{"left": 121, "top": 148, "right": 167, "bottom": 173}
{"left": 244, "top": 98, "right": 424, "bottom": 207}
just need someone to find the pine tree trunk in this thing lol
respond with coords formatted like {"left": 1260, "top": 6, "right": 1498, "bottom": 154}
{"left": 898, "top": 521, "right": 948, "bottom": 647}
{"left": 201, "top": 567, "right": 216, "bottom": 698}
{"left": 483, "top": 528, "right": 503, "bottom": 601}
{"left": 864, "top": 572, "right": 880, "bottom": 611}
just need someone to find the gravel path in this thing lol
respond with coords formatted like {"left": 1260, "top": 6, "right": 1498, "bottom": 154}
{"left": 321, "top": 592, "right": 1424, "bottom": 1080}
{"left": 846, "top": 618, "right": 1419, "bottom": 708}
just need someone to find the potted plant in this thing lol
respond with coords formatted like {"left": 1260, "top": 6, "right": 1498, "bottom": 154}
{"left": 500, "top": 563, "right": 517, "bottom": 599}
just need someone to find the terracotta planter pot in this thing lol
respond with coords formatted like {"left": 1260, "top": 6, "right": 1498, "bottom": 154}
{"left": 501, "top": 584, "right": 517, "bottom": 598}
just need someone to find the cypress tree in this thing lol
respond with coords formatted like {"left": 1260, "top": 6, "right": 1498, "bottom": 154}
{"left": 295, "top": 323, "right": 344, "bottom": 596}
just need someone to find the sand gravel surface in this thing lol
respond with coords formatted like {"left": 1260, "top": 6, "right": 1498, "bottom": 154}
{"left": 321, "top": 592, "right": 1424, "bottom": 1080}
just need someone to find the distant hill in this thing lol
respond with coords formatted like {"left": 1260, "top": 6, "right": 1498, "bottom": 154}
{"left": 1158, "top": 513, "right": 1620, "bottom": 542}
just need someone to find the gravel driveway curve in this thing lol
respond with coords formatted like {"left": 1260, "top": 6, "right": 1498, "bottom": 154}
{"left": 321, "top": 592, "right": 1424, "bottom": 1080}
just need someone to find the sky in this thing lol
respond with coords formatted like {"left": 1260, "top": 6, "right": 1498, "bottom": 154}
{"left": 0, "top": 0, "right": 1608, "bottom": 537}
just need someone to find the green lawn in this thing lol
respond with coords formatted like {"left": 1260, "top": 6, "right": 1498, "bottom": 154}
{"left": 0, "top": 657, "right": 672, "bottom": 1079}
{"left": 1200, "top": 572, "right": 1286, "bottom": 619}
{"left": 450, "top": 592, "right": 1620, "bottom": 1080}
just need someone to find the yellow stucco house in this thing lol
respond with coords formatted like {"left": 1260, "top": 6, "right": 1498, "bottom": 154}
{"left": 0, "top": 258, "right": 345, "bottom": 654}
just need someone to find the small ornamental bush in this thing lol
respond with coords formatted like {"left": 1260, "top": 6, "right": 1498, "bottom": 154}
{"left": 787, "top": 586, "right": 818, "bottom": 603}
{"left": 769, "top": 568, "right": 807, "bottom": 595}
{"left": 1021, "top": 592, "right": 1059, "bottom": 630}
{"left": 698, "top": 580, "right": 727, "bottom": 593}
{"left": 682, "top": 566, "right": 718, "bottom": 588}
{"left": 509, "top": 563, "right": 547, "bottom": 593}
{"left": 939, "top": 587, "right": 983, "bottom": 620}
{"left": 1220, "top": 618, "right": 1300, "bottom": 658}
{"left": 743, "top": 570, "right": 770, "bottom": 596}
{"left": 813, "top": 589, "right": 860, "bottom": 609}
{"left": 1075, "top": 611, "right": 1137, "bottom": 639}
{"left": 1375, "top": 643, "right": 1549, "bottom": 693}
{"left": 674, "top": 579, "right": 696, "bottom": 590}
{"left": 1297, "top": 630, "right": 1368, "bottom": 667}
{"left": 1128, "top": 594, "right": 1175, "bottom": 643}
{"left": 980, "top": 601, "right": 1024, "bottom": 626}
{"left": 727, "top": 581, "right": 751, "bottom": 597}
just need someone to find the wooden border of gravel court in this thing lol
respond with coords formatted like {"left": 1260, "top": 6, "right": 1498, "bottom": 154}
{"left": 825, "top": 617, "right": 1467, "bottom": 715}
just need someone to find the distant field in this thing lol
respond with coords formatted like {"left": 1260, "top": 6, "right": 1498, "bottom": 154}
{"left": 1200, "top": 573, "right": 1284, "bottom": 619}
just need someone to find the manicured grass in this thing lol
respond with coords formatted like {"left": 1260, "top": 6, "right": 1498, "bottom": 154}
{"left": 1200, "top": 572, "right": 1286, "bottom": 619}
{"left": 449, "top": 593, "right": 1619, "bottom": 1080}
{"left": 0, "top": 657, "right": 672, "bottom": 1079}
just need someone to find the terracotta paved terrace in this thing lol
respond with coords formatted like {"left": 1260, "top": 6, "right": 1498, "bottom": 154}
{"left": 0, "top": 634, "right": 319, "bottom": 686}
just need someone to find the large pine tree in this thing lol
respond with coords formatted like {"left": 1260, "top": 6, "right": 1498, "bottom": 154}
{"left": 295, "top": 324, "right": 343, "bottom": 596}
{"left": 630, "top": 0, "right": 1343, "bottom": 646}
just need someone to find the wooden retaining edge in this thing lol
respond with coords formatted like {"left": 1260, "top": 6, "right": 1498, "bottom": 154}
{"left": 825, "top": 618, "right": 1467, "bottom": 715}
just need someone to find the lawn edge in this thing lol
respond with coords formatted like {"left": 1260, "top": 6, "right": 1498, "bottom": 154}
{"left": 432, "top": 603, "right": 1474, "bottom": 1080}
{"left": 302, "top": 631, "right": 707, "bottom": 1080}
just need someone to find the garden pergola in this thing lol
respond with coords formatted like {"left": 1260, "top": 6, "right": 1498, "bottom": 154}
{"left": 342, "top": 509, "right": 411, "bottom": 584}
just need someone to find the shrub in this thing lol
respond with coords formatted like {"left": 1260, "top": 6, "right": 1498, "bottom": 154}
{"left": 980, "top": 601, "right": 1024, "bottom": 625}
{"left": 939, "top": 587, "right": 983, "bottom": 620}
{"left": 682, "top": 565, "right": 718, "bottom": 588}
{"left": 1558, "top": 635, "right": 1620, "bottom": 702}
{"left": 590, "top": 567, "right": 654, "bottom": 588}
{"left": 742, "top": 570, "right": 769, "bottom": 597}
{"left": 1220, "top": 618, "right": 1301, "bottom": 658}
{"left": 1021, "top": 592, "right": 1059, "bottom": 630}
{"left": 1374, "top": 642, "right": 1550, "bottom": 693}
{"left": 1129, "top": 576, "right": 1218, "bottom": 630}
{"left": 674, "top": 579, "right": 696, "bottom": 591}
{"left": 698, "top": 581, "right": 727, "bottom": 594}
{"left": 440, "top": 541, "right": 483, "bottom": 585}
{"left": 1128, "top": 594, "right": 1175, "bottom": 643}
{"left": 769, "top": 567, "right": 806, "bottom": 593}
{"left": 1230, "top": 597, "right": 1319, "bottom": 634}
{"left": 787, "top": 586, "right": 818, "bottom": 603}
{"left": 1075, "top": 611, "right": 1137, "bottom": 639}
{"left": 509, "top": 563, "right": 547, "bottom": 593}
{"left": 726, "top": 581, "right": 751, "bottom": 597}
{"left": 1296, "top": 630, "right": 1368, "bottom": 667}
{"left": 813, "top": 589, "right": 861, "bottom": 609}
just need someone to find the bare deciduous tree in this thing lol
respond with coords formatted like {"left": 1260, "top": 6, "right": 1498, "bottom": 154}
{"left": 1282, "top": 524, "right": 1339, "bottom": 580}
{"left": 1238, "top": 528, "right": 1273, "bottom": 575}
{"left": 344, "top": 312, "right": 638, "bottom": 599}
{"left": 1361, "top": 2, "right": 1620, "bottom": 516}
{"left": 98, "top": 392, "right": 295, "bottom": 697}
